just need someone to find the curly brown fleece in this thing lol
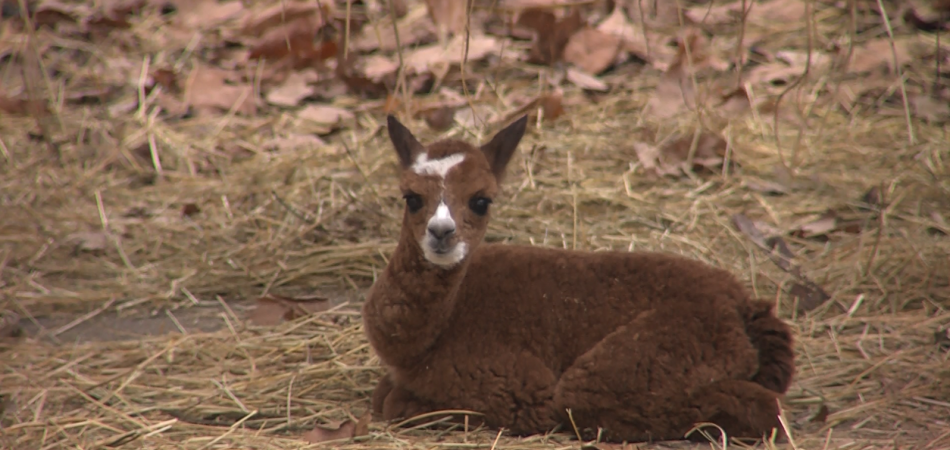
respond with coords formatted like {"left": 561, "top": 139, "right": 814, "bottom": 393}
{"left": 361, "top": 115, "right": 795, "bottom": 443}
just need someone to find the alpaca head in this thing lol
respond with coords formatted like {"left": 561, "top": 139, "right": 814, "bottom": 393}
{"left": 386, "top": 115, "right": 527, "bottom": 269}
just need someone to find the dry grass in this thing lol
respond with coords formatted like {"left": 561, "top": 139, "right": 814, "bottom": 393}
{"left": 2, "top": 0, "right": 950, "bottom": 449}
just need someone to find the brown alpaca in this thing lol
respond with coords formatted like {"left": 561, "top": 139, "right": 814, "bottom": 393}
{"left": 361, "top": 115, "right": 796, "bottom": 443}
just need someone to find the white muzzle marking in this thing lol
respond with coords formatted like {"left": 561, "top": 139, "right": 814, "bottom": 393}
{"left": 422, "top": 200, "right": 466, "bottom": 268}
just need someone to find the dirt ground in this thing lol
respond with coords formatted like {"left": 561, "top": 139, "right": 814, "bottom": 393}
{"left": 2, "top": 0, "right": 950, "bottom": 449}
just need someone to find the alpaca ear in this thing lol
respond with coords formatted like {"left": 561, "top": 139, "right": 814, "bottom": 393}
{"left": 480, "top": 115, "right": 527, "bottom": 181}
{"left": 387, "top": 115, "right": 425, "bottom": 169}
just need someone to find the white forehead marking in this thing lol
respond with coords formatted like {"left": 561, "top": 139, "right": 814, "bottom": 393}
{"left": 411, "top": 153, "right": 465, "bottom": 178}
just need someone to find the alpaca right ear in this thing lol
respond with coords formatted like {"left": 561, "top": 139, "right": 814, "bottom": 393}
{"left": 387, "top": 115, "right": 425, "bottom": 169}
{"left": 480, "top": 115, "right": 527, "bottom": 181}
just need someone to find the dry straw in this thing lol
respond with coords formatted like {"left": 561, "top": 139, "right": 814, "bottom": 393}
{"left": 2, "top": 0, "right": 949, "bottom": 449}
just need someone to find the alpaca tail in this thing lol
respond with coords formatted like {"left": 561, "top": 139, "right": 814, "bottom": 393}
{"left": 742, "top": 300, "right": 795, "bottom": 394}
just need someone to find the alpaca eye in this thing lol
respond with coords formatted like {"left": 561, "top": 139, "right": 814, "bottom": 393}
{"left": 469, "top": 196, "right": 492, "bottom": 216}
{"left": 404, "top": 194, "right": 424, "bottom": 213}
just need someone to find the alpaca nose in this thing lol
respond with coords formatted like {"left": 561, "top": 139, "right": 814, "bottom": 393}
{"left": 427, "top": 222, "right": 455, "bottom": 240}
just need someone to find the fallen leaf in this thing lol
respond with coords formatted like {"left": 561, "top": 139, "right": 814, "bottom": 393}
{"left": 31, "top": 0, "right": 85, "bottom": 27}
{"left": 352, "top": 8, "right": 435, "bottom": 52}
{"left": 686, "top": 0, "right": 806, "bottom": 26}
{"left": 248, "top": 294, "right": 331, "bottom": 326}
{"left": 809, "top": 404, "right": 830, "bottom": 423}
{"left": 646, "top": 131, "right": 730, "bottom": 177}
{"left": 789, "top": 281, "right": 831, "bottom": 313}
{"left": 792, "top": 210, "right": 863, "bottom": 240}
{"left": 67, "top": 231, "right": 110, "bottom": 254}
{"left": 565, "top": 67, "right": 608, "bottom": 91}
{"left": 0, "top": 94, "right": 49, "bottom": 116}
{"left": 904, "top": 0, "right": 950, "bottom": 30}
{"left": 860, "top": 186, "right": 884, "bottom": 209}
{"left": 183, "top": 64, "right": 257, "bottom": 116}
{"left": 424, "top": 106, "right": 456, "bottom": 131}
{"left": 845, "top": 38, "right": 913, "bottom": 74}
{"left": 424, "top": 0, "right": 467, "bottom": 38}
{"left": 265, "top": 72, "right": 315, "bottom": 107}
{"left": 927, "top": 211, "right": 949, "bottom": 236}
{"left": 336, "top": 53, "right": 389, "bottom": 98}
{"left": 562, "top": 26, "right": 622, "bottom": 75}
{"left": 248, "top": 16, "right": 322, "bottom": 61}
{"left": 518, "top": 7, "right": 584, "bottom": 66}
{"left": 796, "top": 211, "right": 838, "bottom": 237}
{"left": 597, "top": 5, "right": 670, "bottom": 67}
{"left": 909, "top": 92, "right": 950, "bottom": 123}
{"left": 173, "top": 0, "right": 243, "bottom": 30}
{"left": 297, "top": 104, "right": 354, "bottom": 126}
{"left": 240, "top": 1, "right": 327, "bottom": 37}
{"left": 264, "top": 133, "right": 327, "bottom": 152}
{"left": 645, "top": 29, "right": 725, "bottom": 119}
{"left": 745, "top": 179, "right": 789, "bottom": 195}
{"left": 181, "top": 203, "right": 200, "bottom": 217}
{"left": 0, "top": 310, "right": 21, "bottom": 339}
{"left": 935, "top": 327, "right": 950, "bottom": 349}
{"left": 404, "top": 33, "right": 497, "bottom": 75}
{"left": 503, "top": 90, "right": 564, "bottom": 124}
{"left": 301, "top": 411, "right": 370, "bottom": 444}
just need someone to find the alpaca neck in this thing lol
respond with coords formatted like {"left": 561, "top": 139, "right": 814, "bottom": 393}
{"left": 363, "top": 234, "right": 470, "bottom": 369}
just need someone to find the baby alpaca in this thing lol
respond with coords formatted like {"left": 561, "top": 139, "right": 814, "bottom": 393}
{"left": 361, "top": 115, "right": 795, "bottom": 443}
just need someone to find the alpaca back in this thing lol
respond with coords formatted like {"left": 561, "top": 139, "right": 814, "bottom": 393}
{"left": 445, "top": 243, "right": 757, "bottom": 373}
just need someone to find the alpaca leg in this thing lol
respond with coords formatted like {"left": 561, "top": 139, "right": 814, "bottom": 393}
{"left": 371, "top": 373, "right": 394, "bottom": 418}
{"left": 379, "top": 380, "right": 436, "bottom": 422}
{"left": 553, "top": 309, "right": 761, "bottom": 443}
{"left": 687, "top": 379, "right": 783, "bottom": 441}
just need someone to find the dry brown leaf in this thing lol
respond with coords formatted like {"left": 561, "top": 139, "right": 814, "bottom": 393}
{"left": 562, "top": 26, "right": 622, "bottom": 75}
{"left": 172, "top": 0, "right": 243, "bottom": 30}
{"left": 248, "top": 17, "right": 321, "bottom": 61}
{"left": 351, "top": 8, "right": 435, "bottom": 52}
{"left": 791, "top": 210, "right": 863, "bottom": 240}
{"left": 0, "top": 310, "right": 22, "bottom": 339}
{"left": 183, "top": 65, "right": 257, "bottom": 116}
{"left": 424, "top": 0, "right": 467, "bottom": 38}
{"left": 904, "top": 0, "right": 950, "bottom": 30}
{"left": 360, "top": 55, "right": 400, "bottom": 81}
{"left": 301, "top": 412, "right": 369, "bottom": 444}
{"left": 67, "top": 231, "right": 110, "bottom": 254}
{"left": 424, "top": 106, "right": 456, "bottom": 131}
{"left": 32, "top": 0, "right": 86, "bottom": 26}
{"left": 634, "top": 131, "right": 729, "bottom": 177}
{"left": 645, "top": 29, "right": 726, "bottom": 119}
{"left": 264, "top": 133, "right": 327, "bottom": 152}
{"left": 597, "top": 5, "right": 669, "bottom": 66}
{"left": 518, "top": 7, "right": 584, "bottom": 66}
{"left": 298, "top": 104, "right": 354, "bottom": 126}
{"left": 404, "top": 34, "right": 497, "bottom": 75}
{"left": 248, "top": 294, "right": 331, "bottom": 327}
{"left": 624, "top": 0, "right": 683, "bottom": 28}
{"left": 565, "top": 67, "right": 608, "bottom": 91}
{"left": 909, "top": 93, "right": 950, "bottom": 123}
{"left": 845, "top": 38, "right": 913, "bottom": 74}
{"left": 265, "top": 72, "right": 315, "bottom": 107}
{"left": 789, "top": 281, "right": 831, "bottom": 313}
{"left": 745, "top": 179, "right": 789, "bottom": 196}
{"left": 240, "top": 1, "right": 327, "bottom": 37}
{"left": 0, "top": 94, "right": 49, "bottom": 116}
{"left": 809, "top": 404, "right": 831, "bottom": 423}
{"left": 686, "top": 0, "right": 806, "bottom": 26}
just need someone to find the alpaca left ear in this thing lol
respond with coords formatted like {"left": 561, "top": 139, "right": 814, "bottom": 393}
{"left": 387, "top": 115, "right": 426, "bottom": 169}
{"left": 480, "top": 115, "right": 527, "bottom": 181}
